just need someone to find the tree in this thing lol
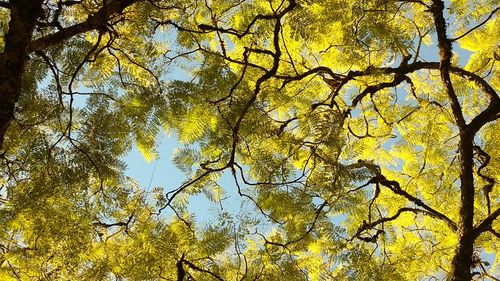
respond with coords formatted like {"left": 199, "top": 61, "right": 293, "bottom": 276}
{"left": 0, "top": 0, "right": 499, "bottom": 280}
{"left": 0, "top": 0, "right": 213, "bottom": 279}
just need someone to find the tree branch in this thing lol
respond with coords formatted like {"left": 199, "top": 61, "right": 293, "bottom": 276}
{"left": 450, "top": 7, "right": 499, "bottom": 42}
{"left": 370, "top": 175, "right": 458, "bottom": 231}
{"left": 26, "top": 0, "right": 141, "bottom": 53}
{"left": 431, "top": 1, "right": 477, "bottom": 279}
{"left": 354, "top": 207, "right": 434, "bottom": 241}
{"left": 181, "top": 257, "right": 225, "bottom": 281}
{"left": 474, "top": 207, "right": 500, "bottom": 238}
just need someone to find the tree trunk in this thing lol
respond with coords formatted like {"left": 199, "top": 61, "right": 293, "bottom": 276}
{"left": 430, "top": 1, "right": 477, "bottom": 279}
{"left": 0, "top": 0, "right": 43, "bottom": 149}
{"left": 450, "top": 131, "right": 475, "bottom": 281}
{"left": 0, "top": 0, "right": 143, "bottom": 150}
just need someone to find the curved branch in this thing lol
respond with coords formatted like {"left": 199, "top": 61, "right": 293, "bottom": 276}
{"left": 451, "top": 7, "right": 499, "bottom": 42}
{"left": 352, "top": 160, "right": 458, "bottom": 231}
{"left": 354, "top": 207, "right": 434, "bottom": 241}
{"left": 197, "top": 0, "right": 296, "bottom": 39}
{"left": 370, "top": 175, "right": 458, "bottom": 231}
{"left": 474, "top": 145, "right": 495, "bottom": 214}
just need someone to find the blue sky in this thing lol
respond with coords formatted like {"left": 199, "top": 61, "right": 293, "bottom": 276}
{"left": 124, "top": 133, "right": 244, "bottom": 225}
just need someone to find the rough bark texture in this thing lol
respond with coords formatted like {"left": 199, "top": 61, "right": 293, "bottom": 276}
{"left": 0, "top": 0, "right": 43, "bottom": 149}
{"left": 452, "top": 133, "right": 475, "bottom": 281}
{"left": 431, "top": 1, "right": 475, "bottom": 280}
{"left": 0, "top": 0, "right": 140, "bottom": 150}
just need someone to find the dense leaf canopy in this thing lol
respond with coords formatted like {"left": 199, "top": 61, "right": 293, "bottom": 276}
{"left": 0, "top": 0, "right": 499, "bottom": 280}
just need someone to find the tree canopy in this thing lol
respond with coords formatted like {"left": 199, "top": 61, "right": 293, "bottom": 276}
{"left": 0, "top": 0, "right": 499, "bottom": 280}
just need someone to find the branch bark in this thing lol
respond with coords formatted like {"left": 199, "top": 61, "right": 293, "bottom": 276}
{"left": 26, "top": 0, "right": 140, "bottom": 53}
{"left": 474, "top": 207, "right": 500, "bottom": 238}
{"left": 0, "top": 0, "right": 141, "bottom": 150}
{"left": 371, "top": 175, "right": 458, "bottom": 231}
{"left": 431, "top": 1, "right": 476, "bottom": 280}
{"left": 0, "top": 0, "right": 43, "bottom": 150}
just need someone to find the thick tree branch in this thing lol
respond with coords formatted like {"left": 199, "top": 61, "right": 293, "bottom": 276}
{"left": 369, "top": 174, "right": 458, "bottom": 231}
{"left": 468, "top": 100, "right": 500, "bottom": 134}
{"left": 349, "top": 160, "right": 458, "bottom": 231}
{"left": 431, "top": 0, "right": 465, "bottom": 128}
{"left": 181, "top": 256, "right": 225, "bottom": 281}
{"left": 474, "top": 207, "right": 500, "bottom": 238}
{"left": 26, "top": 0, "right": 141, "bottom": 53}
{"left": 489, "top": 229, "right": 500, "bottom": 239}
{"left": 344, "top": 73, "right": 407, "bottom": 118}
{"left": 431, "top": 1, "right": 477, "bottom": 279}
{"left": 447, "top": 66, "right": 498, "bottom": 101}
{"left": 176, "top": 254, "right": 185, "bottom": 281}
